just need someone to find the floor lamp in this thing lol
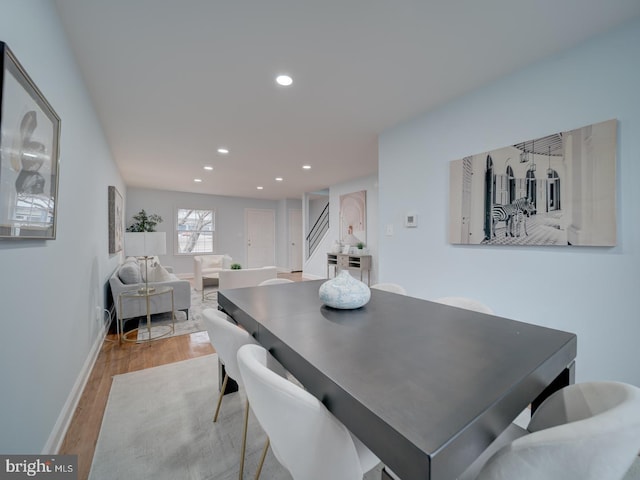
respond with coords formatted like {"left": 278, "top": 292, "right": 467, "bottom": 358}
{"left": 124, "top": 232, "right": 167, "bottom": 294}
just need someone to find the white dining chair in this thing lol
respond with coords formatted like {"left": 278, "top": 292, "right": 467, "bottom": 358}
{"left": 258, "top": 278, "right": 294, "bottom": 286}
{"left": 462, "top": 381, "right": 640, "bottom": 480}
{"left": 434, "top": 296, "right": 494, "bottom": 314}
{"left": 201, "top": 308, "right": 263, "bottom": 480}
{"left": 237, "top": 344, "right": 381, "bottom": 480}
{"left": 371, "top": 283, "right": 407, "bottom": 295}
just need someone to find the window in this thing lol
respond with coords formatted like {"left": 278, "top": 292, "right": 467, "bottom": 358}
{"left": 176, "top": 208, "right": 215, "bottom": 254}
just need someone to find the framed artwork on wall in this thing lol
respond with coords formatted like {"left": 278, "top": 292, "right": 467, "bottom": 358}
{"left": 339, "top": 190, "right": 366, "bottom": 246}
{"left": 448, "top": 119, "right": 617, "bottom": 246}
{"left": 0, "top": 42, "right": 61, "bottom": 239}
{"left": 108, "top": 186, "right": 123, "bottom": 254}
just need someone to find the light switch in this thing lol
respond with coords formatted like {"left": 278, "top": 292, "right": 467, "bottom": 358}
{"left": 385, "top": 224, "right": 394, "bottom": 236}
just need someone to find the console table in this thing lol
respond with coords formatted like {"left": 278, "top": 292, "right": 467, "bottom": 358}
{"left": 327, "top": 252, "right": 372, "bottom": 285}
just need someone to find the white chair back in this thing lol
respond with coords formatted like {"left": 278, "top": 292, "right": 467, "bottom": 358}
{"left": 434, "top": 296, "right": 494, "bottom": 314}
{"left": 371, "top": 283, "right": 407, "bottom": 295}
{"left": 237, "top": 344, "right": 379, "bottom": 480}
{"left": 258, "top": 278, "right": 294, "bottom": 286}
{"left": 202, "top": 308, "right": 255, "bottom": 385}
{"left": 476, "top": 381, "right": 640, "bottom": 480}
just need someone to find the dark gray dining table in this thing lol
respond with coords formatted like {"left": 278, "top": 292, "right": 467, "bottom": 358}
{"left": 218, "top": 280, "right": 576, "bottom": 480}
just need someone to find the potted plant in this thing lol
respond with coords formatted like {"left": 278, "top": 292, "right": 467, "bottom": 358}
{"left": 126, "top": 209, "right": 163, "bottom": 232}
{"left": 230, "top": 263, "right": 242, "bottom": 270}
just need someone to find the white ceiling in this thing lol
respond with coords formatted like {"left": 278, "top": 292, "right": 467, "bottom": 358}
{"left": 54, "top": 0, "right": 640, "bottom": 200}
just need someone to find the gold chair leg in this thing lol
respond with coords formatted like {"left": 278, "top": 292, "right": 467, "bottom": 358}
{"left": 213, "top": 373, "right": 228, "bottom": 422}
{"left": 239, "top": 399, "right": 250, "bottom": 480}
{"left": 255, "top": 437, "right": 270, "bottom": 480}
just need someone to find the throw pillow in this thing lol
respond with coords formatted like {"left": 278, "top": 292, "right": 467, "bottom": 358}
{"left": 119, "top": 262, "right": 142, "bottom": 284}
{"left": 146, "top": 256, "right": 160, "bottom": 268}
{"left": 146, "top": 263, "right": 173, "bottom": 282}
{"left": 136, "top": 256, "right": 160, "bottom": 279}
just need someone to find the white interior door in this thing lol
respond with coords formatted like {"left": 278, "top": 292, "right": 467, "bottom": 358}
{"left": 246, "top": 209, "right": 275, "bottom": 268}
{"left": 289, "top": 209, "right": 303, "bottom": 271}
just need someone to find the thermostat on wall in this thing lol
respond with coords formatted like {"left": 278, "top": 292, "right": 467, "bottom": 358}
{"left": 405, "top": 213, "right": 418, "bottom": 227}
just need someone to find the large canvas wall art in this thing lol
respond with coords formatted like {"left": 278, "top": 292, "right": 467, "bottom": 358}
{"left": 108, "top": 186, "right": 123, "bottom": 254}
{"left": 0, "top": 42, "right": 61, "bottom": 239}
{"left": 340, "top": 190, "right": 366, "bottom": 246}
{"left": 449, "top": 119, "right": 617, "bottom": 246}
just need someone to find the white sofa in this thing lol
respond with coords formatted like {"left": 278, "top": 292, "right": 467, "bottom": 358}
{"left": 193, "top": 254, "right": 233, "bottom": 291}
{"left": 218, "top": 266, "right": 278, "bottom": 290}
{"left": 110, "top": 258, "right": 191, "bottom": 321}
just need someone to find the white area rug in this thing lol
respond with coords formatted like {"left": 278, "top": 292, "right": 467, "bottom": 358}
{"left": 134, "top": 287, "right": 217, "bottom": 342}
{"left": 90, "top": 355, "right": 640, "bottom": 480}
{"left": 89, "top": 355, "right": 384, "bottom": 480}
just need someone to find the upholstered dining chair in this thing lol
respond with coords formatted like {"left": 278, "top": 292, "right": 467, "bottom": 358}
{"left": 371, "top": 283, "right": 407, "bottom": 295}
{"left": 258, "top": 278, "right": 294, "bottom": 286}
{"left": 237, "top": 344, "right": 381, "bottom": 480}
{"left": 461, "top": 381, "right": 640, "bottom": 480}
{"left": 434, "top": 296, "right": 494, "bottom": 314}
{"left": 201, "top": 308, "right": 264, "bottom": 480}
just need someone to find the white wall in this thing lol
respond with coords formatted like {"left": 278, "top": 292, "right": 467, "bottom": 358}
{"left": 279, "top": 198, "right": 303, "bottom": 272}
{"left": 0, "top": 0, "right": 123, "bottom": 453}
{"left": 304, "top": 174, "right": 378, "bottom": 283}
{"left": 378, "top": 18, "right": 640, "bottom": 386}
{"left": 309, "top": 195, "right": 329, "bottom": 231}
{"left": 125, "top": 188, "right": 297, "bottom": 273}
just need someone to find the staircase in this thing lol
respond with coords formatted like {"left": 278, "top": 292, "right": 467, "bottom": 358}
{"left": 306, "top": 202, "right": 328, "bottom": 258}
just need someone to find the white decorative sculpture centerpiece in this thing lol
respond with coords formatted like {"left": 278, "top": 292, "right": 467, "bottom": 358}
{"left": 319, "top": 270, "right": 371, "bottom": 309}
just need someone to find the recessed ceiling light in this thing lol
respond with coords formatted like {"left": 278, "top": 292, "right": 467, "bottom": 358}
{"left": 302, "top": 165, "right": 311, "bottom": 170}
{"left": 203, "top": 166, "right": 213, "bottom": 171}
{"left": 257, "top": 186, "right": 264, "bottom": 190}
{"left": 194, "top": 178, "right": 203, "bottom": 183}
{"left": 275, "top": 177, "right": 283, "bottom": 181}
{"left": 276, "top": 74, "right": 293, "bottom": 86}
{"left": 217, "top": 148, "right": 229, "bottom": 155}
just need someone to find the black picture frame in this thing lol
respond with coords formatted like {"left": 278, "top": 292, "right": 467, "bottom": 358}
{"left": 0, "top": 42, "right": 61, "bottom": 239}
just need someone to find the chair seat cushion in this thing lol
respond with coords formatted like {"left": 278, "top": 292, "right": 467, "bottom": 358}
{"left": 201, "top": 269, "right": 221, "bottom": 277}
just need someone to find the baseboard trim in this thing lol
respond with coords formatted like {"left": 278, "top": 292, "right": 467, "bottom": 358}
{"left": 42, "top": 323, "right": 108, "bottom": 454}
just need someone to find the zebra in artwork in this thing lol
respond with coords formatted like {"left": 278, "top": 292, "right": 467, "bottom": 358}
{"left": 491, "top": 197, "right": 535, "bottom": 238}
{"left": 511, "top": 198, "right": 535, "bottom": 237}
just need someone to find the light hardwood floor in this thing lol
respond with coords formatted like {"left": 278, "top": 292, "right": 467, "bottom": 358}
{"left": 60, "top": 272, "right": 303, "bottom": 480}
